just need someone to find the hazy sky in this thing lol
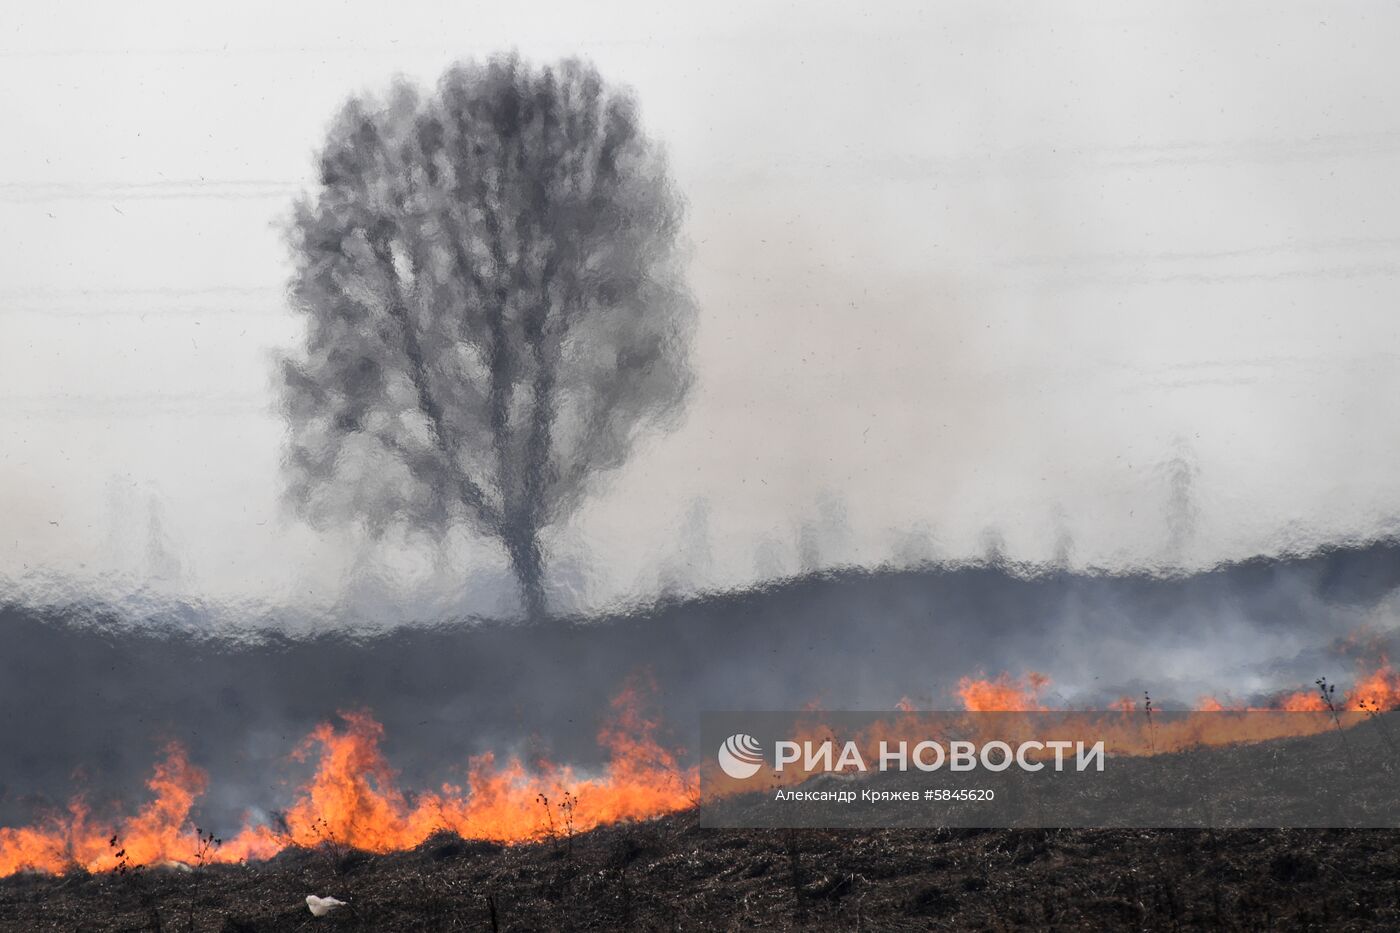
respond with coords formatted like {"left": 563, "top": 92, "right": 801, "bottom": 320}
{"left": 4, "top": 1, "right": 1400, "bottom": 616}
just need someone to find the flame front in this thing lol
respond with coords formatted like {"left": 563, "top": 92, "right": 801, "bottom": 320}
{"left": 0, "top": 744, "right": 210, "bottom": 876}
{"left": 957, "top": 671, "right": 1050, "bottom": 711}
{"left": 951, "top": 660, "right": 1400, "bottom": 757}
{"left": 8, "top": 662, "right": 1400, "bottom": 878}
{"left": 0, "top": 686, "right": 696, "bottom": 877}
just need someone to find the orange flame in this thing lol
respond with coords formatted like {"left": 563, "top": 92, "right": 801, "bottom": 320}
{"left": 0, "top": 743, "right": 216, "bottom": 876}
{"left": 0, "top": 686, "right": 696, "bottom": 877}
{"left": 952, "top": 662, "right": 1400, "bottom": 758}
{"left": 957, "top": 671, "right": 1050, "bottom": 711}
{"left": 9, "top": 660, "right": 1400, "bottom": 878}
{"left": 1195, "top": 659, "right": 1400, "bottom": 713}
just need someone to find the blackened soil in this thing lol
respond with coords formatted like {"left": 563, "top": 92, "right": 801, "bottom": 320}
{"left": 3, "top": 819, "right": 1400, "bottom": 931}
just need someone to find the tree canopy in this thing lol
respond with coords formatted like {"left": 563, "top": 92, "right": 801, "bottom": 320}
{"left": 279, "top": 57, "right": 695, "bottom": 618}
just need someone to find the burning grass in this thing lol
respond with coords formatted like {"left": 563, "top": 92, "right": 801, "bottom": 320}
{"left": 0, "top": 683, "right": 697, "bottom": 878}
{"left": 5, "top": 660, "right": 1400, "bottom": 883}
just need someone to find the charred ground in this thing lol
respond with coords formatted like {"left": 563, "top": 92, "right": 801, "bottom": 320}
{"left": 3, "top": 819, "right": 1399, "bottom": 931}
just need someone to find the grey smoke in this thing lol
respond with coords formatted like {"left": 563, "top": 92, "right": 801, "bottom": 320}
{"left": 3, "top": 540, "right": 1399, "bottom": 835}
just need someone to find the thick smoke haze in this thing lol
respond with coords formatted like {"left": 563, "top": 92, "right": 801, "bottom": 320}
{"left": 5, "top": 2, "right": 1400, "bottom": 616}
{"left": 4, "top": 540, "right": 1400, "bottom": 833}
{"left": 4, "top": 0, "right": 1400, "bottom": 855}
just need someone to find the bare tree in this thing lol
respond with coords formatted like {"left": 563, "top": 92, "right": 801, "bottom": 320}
{"left": 279, "top": 57, "right": 695, "bottom": 619}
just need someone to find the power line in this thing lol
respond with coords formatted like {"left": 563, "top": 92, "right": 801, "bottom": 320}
{"left": 1014, "top": 261, "right": 1400, "bottom": 289}
{"left": 1000, "top": 234, "right": 1400, "bottom": 269}
{"left": 0, "top": 307, "right": 291, "bottom": 318}
{"left": 9, "top": 127, "right": 1400, "bottom": 205}
{"left": 0, "top": 182, "right": 300, "bottom": 204}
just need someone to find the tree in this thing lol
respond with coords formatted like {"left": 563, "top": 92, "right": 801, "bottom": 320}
{"left": 278, "top": 57, "right": 695, "bottom": 619}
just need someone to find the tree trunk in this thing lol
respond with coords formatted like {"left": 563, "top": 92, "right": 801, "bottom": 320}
{"left": 505, "top": 527, "right": 547, "bottom": 621}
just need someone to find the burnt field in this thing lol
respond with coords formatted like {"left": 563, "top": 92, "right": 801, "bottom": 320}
{"left": 3, "top": 819, "right": 1400, "bottom": 931}
{"left": 7, "top": 720, "right": 1400, "bottom": 932}
{"left": 6, "top": 544, "right": 1400, "bottom": 929}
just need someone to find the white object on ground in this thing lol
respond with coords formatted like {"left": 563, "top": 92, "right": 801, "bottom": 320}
{"left": 306, "top": 895, "right": 347, "bottom": 917}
